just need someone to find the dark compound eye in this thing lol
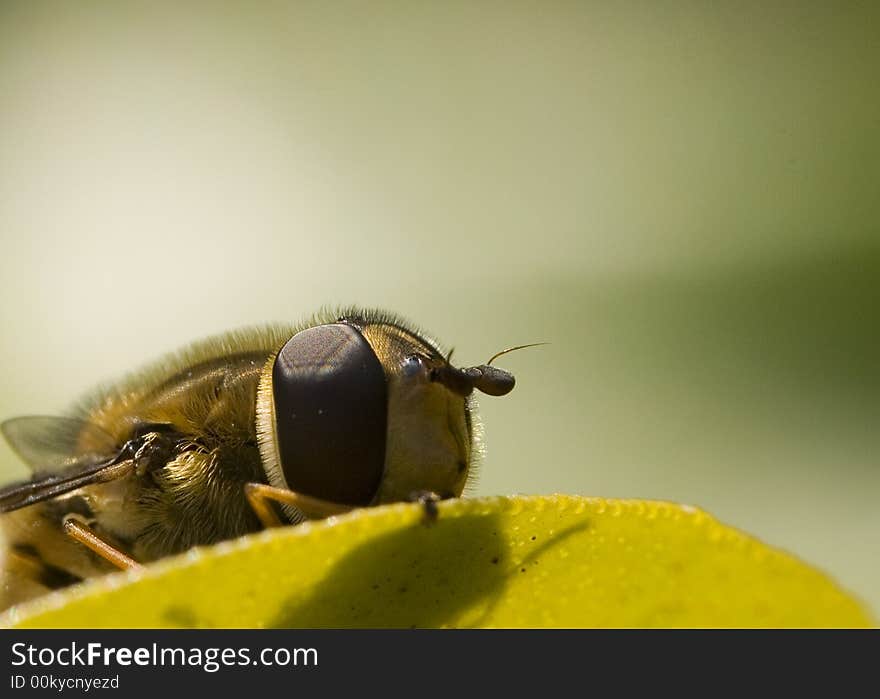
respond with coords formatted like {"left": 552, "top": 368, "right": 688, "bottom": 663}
{"left": 271, "top": 323, "right": 388, "bottom": 506}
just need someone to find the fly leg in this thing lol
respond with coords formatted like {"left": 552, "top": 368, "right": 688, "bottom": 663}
{"left": 244, "top": 482, "right": 353, "bottom": 528}
{"left": 62, "top": 514, "right": 143, "bottom": 571}
{"left": 407, "top": 490, "right": 451, "bottom": 524}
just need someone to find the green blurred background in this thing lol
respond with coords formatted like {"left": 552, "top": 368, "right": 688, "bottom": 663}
{"left": 1, "top": 2, "right": 877, "bottom": 615}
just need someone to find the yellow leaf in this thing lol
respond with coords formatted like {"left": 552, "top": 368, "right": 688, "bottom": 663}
{"left": 2, "top": 496, "right": 872, "bottom": 628}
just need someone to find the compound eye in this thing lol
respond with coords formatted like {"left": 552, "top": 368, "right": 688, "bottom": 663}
{"left": 271, "top": 323, "right": 388, "bottom": 506}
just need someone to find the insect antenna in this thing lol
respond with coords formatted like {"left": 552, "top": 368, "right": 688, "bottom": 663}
{"left": 486, "top": 342, "right": 548, "bottom": 366}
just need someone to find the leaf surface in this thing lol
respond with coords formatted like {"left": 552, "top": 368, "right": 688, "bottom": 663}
{"left": 2, "top": 495, "right": 872, "bottom": 628}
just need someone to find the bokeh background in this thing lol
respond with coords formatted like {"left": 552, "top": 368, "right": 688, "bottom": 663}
{"left": 1, "top": 2, "right": 877, "bottom": 615}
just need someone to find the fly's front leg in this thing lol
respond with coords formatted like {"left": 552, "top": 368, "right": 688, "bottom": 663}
{"left": 62, "top": 514, "right": 143, "bottom": 571}
{"left": 244, "top": 483, "right": 284, "bottom": 528}
{"left": 244, "top": 483, "right": 353, "bottom": 528}
{"left": 407, "top": 490, "right": 452, "bottom": 524}
{"left": 244, "top": 484, "right": 452, "bottom": 529}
